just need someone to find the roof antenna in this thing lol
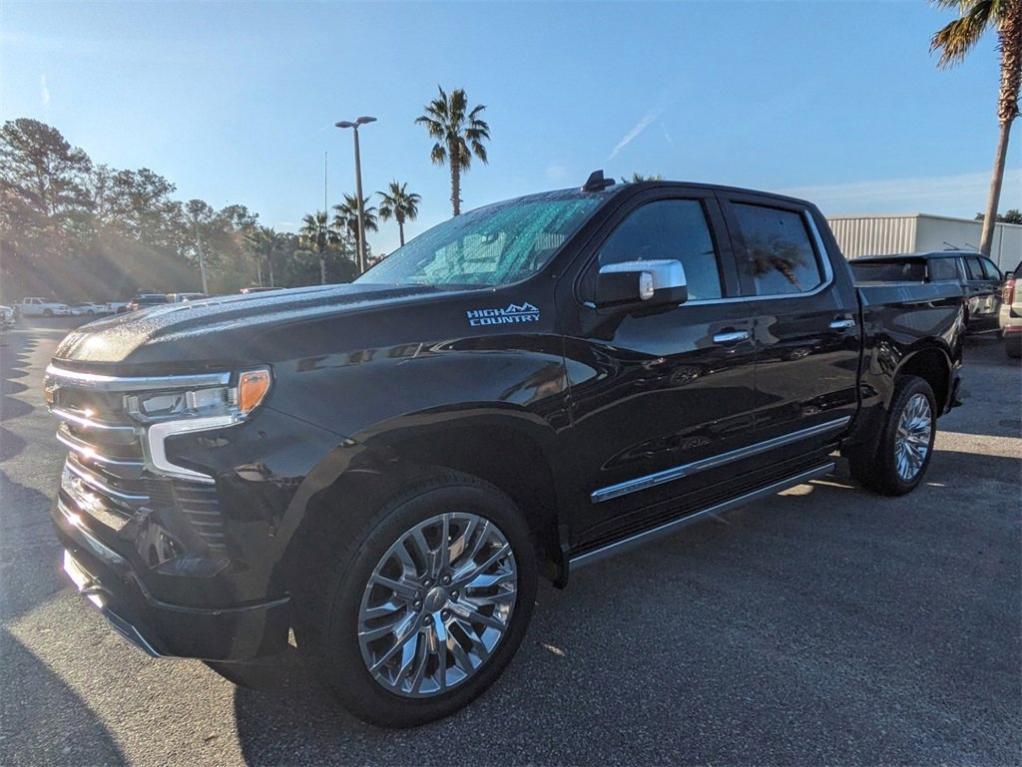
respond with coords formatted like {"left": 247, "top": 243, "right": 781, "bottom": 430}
{"left": 581, "top": 169, "right": 616, "bottom": 192}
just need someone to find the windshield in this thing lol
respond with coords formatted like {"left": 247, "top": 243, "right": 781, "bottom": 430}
{"left": 355, "top": 192, "right": 605, "bottom": 287}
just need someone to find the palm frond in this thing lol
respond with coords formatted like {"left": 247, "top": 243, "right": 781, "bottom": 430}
{"left": 930, "top": 0, "right": 996, "bottom": 67}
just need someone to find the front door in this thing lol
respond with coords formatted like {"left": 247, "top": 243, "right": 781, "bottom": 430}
{"left": 559, "top": 189, "right": 763, "bottom": 551}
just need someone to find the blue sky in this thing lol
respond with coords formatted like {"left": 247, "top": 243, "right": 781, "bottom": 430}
{"left": 3, "top": 1, "right": 1020, "bottom": 254}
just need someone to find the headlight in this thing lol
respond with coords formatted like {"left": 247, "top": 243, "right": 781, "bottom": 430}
{"left": 126, "top": 368, "right": 272, "bottom": 424}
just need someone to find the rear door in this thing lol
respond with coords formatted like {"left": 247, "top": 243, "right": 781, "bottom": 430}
{"left": 718, "top": 193, "right": 860, "bottom": 463}
{"left": 963, "top": 254, "right": 1001, "bottom": 325}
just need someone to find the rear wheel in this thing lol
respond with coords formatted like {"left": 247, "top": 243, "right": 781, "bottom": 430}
{"left": 297, "top": 472, "right": 537, "bottom": 727}
{"left": 43, "top": 309, "right": 53, "bottom": 317}
{"left": 1005, "top": 333, "right": 1022, "bottom": 359}
{"left": 847, "top": 375, "right": 936, "bottom": 496}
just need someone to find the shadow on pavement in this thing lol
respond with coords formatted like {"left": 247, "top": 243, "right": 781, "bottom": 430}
{"left": 231, "top": 454, "right": 1020, "bottom": 766}
{"left": 0, "top": 630, "right": 127, "bottom": 766}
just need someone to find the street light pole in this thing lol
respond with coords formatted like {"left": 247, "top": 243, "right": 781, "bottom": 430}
{"left": 336, "top": 116, "right": 376, "bottom": 274}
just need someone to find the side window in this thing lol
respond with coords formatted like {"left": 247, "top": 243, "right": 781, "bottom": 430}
{"left": 980, "top": 258, "right": 1001, "bottom": 281}
{"left": 595, "top": 199, "right": 722, "bottom": 300}
{"left": 964, "top": 257, "right": 984, "bottom": 280}
{"left": 731, "top": 203, "right": 824, "bottom": 296}
{"left": 928, "top": 258, "right": 958, "bottom": 282}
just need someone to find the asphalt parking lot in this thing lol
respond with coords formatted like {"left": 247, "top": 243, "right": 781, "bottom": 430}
{"left": 1, "top": 319, "right": 1019, "bottom": 766}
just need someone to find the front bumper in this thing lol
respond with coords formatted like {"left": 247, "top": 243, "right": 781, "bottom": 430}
{"left": 54, "top": 501, "right": 291, "bottom": 660}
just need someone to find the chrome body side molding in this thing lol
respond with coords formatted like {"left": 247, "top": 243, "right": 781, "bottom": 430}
{"left": 573, "top": 462, "right": 835, "bottom": 569}
{"left": 591, "top": 416, "right": 850, "bottom": 503}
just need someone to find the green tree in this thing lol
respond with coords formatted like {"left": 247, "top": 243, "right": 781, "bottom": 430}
{"left": 415, "top": 86, "right": 490, "bottom": 216}
{"left": 931, "top": 0, "right": 1022, "bottom": 255}
{"left": 300, "top": 211, "right": 350, "bottom": 284}
{"left": 332, "top": 194, "right": 378, "bottom": 248}
{"left": 976, "top": 207, "right": 1022, "bottom": 223}
{"left": 376, "top": 181, "right": 421, "bottom": 247}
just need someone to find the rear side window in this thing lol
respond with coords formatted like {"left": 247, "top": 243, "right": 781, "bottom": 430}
{"left": 596, "top": 199, "right": 722, "bottom": 300}
{"left": 928, "top": 258, "right": 959, "bottom": 282}
{"left": 732, "top": 203, "right": 824, "bottom": 296}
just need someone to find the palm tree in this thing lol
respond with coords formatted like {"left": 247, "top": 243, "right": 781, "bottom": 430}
{"left": 332, "top": 194, "right": 378, "bottom": 254}
{"left": 621, "top": 173, "right": 662, "bottom": 183}
{"left": 415, "top": 86, "right": 490, "bottom": 215}
{"left": 299, "top": 211, "right": 338, "bottom": 284}
{"left": 244, "top": 226, "right": 278, "bottom": 287}
{"left": 931, "top": 0, "right": 1022, "bottom": 256}
{"left": 377, "top": 181, "right": 421, "bottom": 247}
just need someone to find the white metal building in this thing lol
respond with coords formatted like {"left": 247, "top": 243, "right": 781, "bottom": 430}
{"left": 827, "top": 214, "right": 1021, "bottom": 271}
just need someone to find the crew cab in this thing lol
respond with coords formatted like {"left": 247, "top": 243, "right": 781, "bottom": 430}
{"left": 46, "top": 174, "right": 963, "bottom": 726}
{"left": 18, "top": 297, "right": 70, "bottom": 317}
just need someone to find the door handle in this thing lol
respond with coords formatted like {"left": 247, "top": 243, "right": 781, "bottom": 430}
{"left": 829, "top": 318, "right": 856, "bottom": 330}
{"left": 712, "top": 330, "right": 750, "bottom": 345}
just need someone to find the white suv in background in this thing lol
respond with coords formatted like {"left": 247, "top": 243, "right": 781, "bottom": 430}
{"left": 16, "top": 297, "right": 70, "bottom": 317}
{"left": 999, "top": 261, "right": 1022, "bottom": 359}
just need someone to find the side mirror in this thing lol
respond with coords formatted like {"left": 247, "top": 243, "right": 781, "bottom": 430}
{"left": 595, "top": 259, "right": 688, "bottom": 308}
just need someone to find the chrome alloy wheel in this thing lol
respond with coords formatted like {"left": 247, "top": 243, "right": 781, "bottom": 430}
{"left": 356, "top": 512, "right": 518, "bottom": 697}
{"left": 894, "top": 392, "right": 932, "bottom": 481}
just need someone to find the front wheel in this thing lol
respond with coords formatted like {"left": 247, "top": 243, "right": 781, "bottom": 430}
{"left": 847, "top": 375, "right": 936, "bottom": 495}
{"left": 298, "top": 473, "right": 537, "bottom": 727}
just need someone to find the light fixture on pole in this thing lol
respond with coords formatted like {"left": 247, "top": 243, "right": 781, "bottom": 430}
{"left": 335, "top": 116, "right": 376, "bottom": 273}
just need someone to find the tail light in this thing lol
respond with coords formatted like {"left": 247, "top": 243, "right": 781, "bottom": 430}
{"left": 1003, "top": 277, "right": 1016, "bottom": 305}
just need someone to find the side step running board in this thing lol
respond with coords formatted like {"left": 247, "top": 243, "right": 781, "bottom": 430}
{"left": 569, "top": 462, "right": 835, "bottom": 570}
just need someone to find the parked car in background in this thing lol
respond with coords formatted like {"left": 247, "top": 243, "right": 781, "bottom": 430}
{"left": 167, "top": 292, "right": 208, "bottom": 303}
{"left": 69, "top": 302, "right": 112, "bottom": 317}
{"left": 126, "top": 293, "right": 169, "bottom": 312}
{"left": 16, "top": 297, "right": 71, "bottom": 317}
{"left": 999, "top": 261, "right": 1022, "bottom": 358}
{"left": 0, "top": 305, "right": 15, "bottom": 327}
{"left": 108, "top": 302, "right": 130, "bottom": 314}
{"left": 850, "top": 251, "right": 1001, "bottom": 332}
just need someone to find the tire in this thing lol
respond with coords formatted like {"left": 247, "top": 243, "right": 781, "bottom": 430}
{"left": 847, "top": 375, "right": 936, "bottom": 496}
{"left": 1005, "top": 334, "right": 1022, "bottom": 359}
{"left": 43, "top": 309, "right": 53, "bottom": 317}
{"left": 296, "top": 471, "right": 537, "bottom": 727}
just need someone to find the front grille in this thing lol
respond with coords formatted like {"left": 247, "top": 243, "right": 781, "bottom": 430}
{"left": 48, "top": 368, "right": 226, "bottom": 552}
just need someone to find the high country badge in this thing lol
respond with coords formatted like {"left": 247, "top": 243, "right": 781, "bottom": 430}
{"left": 466, "top": 302, "right": 541, "bottom": 326}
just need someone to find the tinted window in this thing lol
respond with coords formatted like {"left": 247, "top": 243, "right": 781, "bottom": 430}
{"left": 964, "top": 257, "right": 984, "bottom": 280}
{"left": 732, "top": 204, "right": 823, "bottom": 295}
{"left": 596, "top": 199, "right": 722, "bottom": 300}
{"left": 928, "top": 258, "right": 959, "bottom": 282}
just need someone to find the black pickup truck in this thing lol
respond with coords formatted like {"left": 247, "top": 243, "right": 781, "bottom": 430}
{"left": 46, "top": 173, "right": 964, "bottom": 726}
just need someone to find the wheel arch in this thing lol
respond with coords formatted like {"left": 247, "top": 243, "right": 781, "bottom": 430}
{"left": 896, "top": 344, "right": 953, "bottom": 413}
{"left": 275, "top": 409, "right": 569, "bottom": 597}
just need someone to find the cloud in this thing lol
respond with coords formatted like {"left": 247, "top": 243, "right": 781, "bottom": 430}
{"left": 777, "top": 169, "right": 1022, "bottom": 216}
{"left": 40, "top": 74, "right": 50, "bottom": 106}
{"left": 661, "top": 122, "right": 675, "bottom": 149}
{"left": 608, "top": 108, "right": 664, "bottom": 160}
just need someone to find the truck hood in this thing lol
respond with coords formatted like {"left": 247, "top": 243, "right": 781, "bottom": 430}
{"left": 53, "top": 283, "right": 463, "bottom": 371}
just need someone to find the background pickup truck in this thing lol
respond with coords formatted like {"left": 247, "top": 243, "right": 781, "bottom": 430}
{"left": 17, "top": 297, "right": 70, "bottom": 317}
{"left": 45, "top": 174, "right": 963, "bottom": 726}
